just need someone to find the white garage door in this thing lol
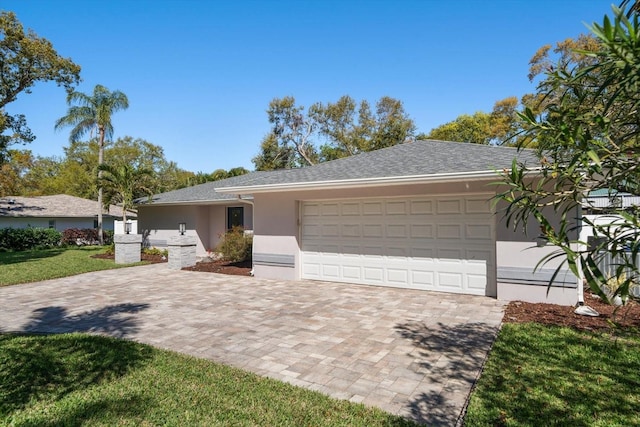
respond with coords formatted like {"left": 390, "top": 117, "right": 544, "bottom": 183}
{"left": 301, "top": 196, "right": 495, "bottom": 295}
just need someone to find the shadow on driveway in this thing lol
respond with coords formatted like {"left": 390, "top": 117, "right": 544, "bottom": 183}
{"left": 22, "top": 303, "right": 150, "bottom": 338}
{"left": 396, "top": 321, "right": 500, "bottom": 426}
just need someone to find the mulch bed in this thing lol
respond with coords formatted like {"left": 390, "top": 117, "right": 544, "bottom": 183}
{"left": 503, "top": 290, "right": 640, "bottom": 333}
{"left": 183, "top": 259, "right": 252, "bottom": 276}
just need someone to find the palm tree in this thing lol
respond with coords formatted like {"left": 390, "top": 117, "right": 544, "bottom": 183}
{"left": 98, "top": 162, "right": 152, "bottom": 224}
{"left": 55, "top": 85, "right": 129, "bottom": 244}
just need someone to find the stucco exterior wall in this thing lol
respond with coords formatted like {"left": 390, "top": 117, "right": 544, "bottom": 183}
{"left": 138, "top": 203, "right": 254, "bottom": 257}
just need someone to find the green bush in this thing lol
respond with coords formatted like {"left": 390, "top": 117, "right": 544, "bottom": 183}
{"left": 0, "top": 227, "right": 62, "bottom": 251}
{"left": 142, "top": 247, "right": 168, "bottom": 257}
{"left": 215, "top": 226, "right": 252, "bottom": 262}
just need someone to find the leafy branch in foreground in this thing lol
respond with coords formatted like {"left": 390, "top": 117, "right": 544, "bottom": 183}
{"left": 495, "top": 4, "right": 640, "bottom": 305}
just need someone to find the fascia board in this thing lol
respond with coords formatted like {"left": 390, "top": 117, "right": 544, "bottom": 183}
{"left": 215, "top": 169, "right": 540, "bottom": 194}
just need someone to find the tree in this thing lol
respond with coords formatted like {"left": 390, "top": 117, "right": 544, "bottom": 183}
{"left": 423, "top": 97, "right": 524, "bottom": 146}
{"left": 0, "top": 149, "right": 33, "bottom": 196}
{"left": 253, "top": 131, "right": 296, "bottom": 171}
{"left": 98, "top": 162, "right": 152, "bottom": 224}
{"left": 495, "top": 4, "right": 640, "bottom": 305}
{"left": 55, "top": 85, "right": 129, "bottom": 244}
{"left": 253, "top": 95, "right": 416, "bottom": 169}
{"left": 0, "top": 12, "right": 81, "bottom": 163}
{"left": 267, "top": 96, "right": 318, "bottom": 167}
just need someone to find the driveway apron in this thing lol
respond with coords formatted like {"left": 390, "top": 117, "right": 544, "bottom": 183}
{"left": 0, "top": 263, "right": 506, "bottom": 425}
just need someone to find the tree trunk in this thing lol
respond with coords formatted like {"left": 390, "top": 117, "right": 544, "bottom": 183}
{"left": 97, "top": 127, "right": 104, "bottom": 245}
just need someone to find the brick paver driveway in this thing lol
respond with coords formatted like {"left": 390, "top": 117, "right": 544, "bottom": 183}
{"left": 0, "top": 263, "right": 505, "bottom": 425}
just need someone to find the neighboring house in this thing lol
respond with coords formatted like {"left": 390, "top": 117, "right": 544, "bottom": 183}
{"left": 139, "top": 140, "right": 581, "bottom": 305}
{"left": 0, "top": 194, "right": 135, "bottom": 232}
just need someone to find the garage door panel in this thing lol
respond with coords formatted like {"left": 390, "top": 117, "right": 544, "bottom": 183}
{"left": 341, "top": 203, "right": 360, "bottom": 215}
{"left": 466, "top": 198, "right": 490, "bottom": 214}
{"left": 301, "top": 197, "right": 495, "bottom": 295}
{"left": 386, "top": 201, "right": 407, "bottom": 215}
{"left": 437, "top": 224, "right": 462, "bottom": 239}
{"left": 410, "top": 224, "right": 433, "bottom": 238}
{"left": 437, "top": 199, "right": 462, "bottom": 214}
{"left": 363, "top": 202, "right": 383, "bottom": 215}
{"left": 363, "top": 224, "right": 383, "bottom": 238}
{"left": 438, "top": 272, "right": 464, "bottom": 288}
{"left": 387, "top": 224, "right": 407, "bottom": 238}
{"left": 466, "top": 223, "right": 492, "bottom": 240}
{"left": 410, "top": 200, "right": 433, "bottom": 215}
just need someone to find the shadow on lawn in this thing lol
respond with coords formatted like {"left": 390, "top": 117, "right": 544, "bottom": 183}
{"left": 22, "top": 303, "right": 150, "bottom": 338}
{"left": 0, "top": 247, "right": 67, "bottom": 265}
{"left": 0, "top": 333, "right": 153, "bottom": 419}
{"left": 395, "top": 321, "right": 500, "bottom": 426}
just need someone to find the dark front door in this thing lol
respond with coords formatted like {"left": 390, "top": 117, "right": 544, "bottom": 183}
{"left": 227, "top": 206, "right": 244, "bottom": 230}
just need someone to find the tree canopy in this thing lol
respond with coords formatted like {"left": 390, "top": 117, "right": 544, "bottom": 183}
{"left": 253, "top": 95, "right": 416, "bottom": 170}
{"left": 0, "top": 11, "right": 81, "bottom": 163}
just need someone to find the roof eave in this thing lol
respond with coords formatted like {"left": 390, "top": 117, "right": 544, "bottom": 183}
{"left": 215, "top": 169, "right": 525, "bottom": 194}
{"left": 137, "top": 197, "right": 254, "bottom": 207}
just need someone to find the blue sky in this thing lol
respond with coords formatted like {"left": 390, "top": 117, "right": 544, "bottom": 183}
{"left": 3, "top": 0, "right": 614, "bottom": 173}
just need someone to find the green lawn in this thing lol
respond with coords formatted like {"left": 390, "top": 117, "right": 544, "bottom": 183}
{"left": 0, "top": 333, "right": 415, "bottom": 426}
{"left": 465, "top": 323, "right": 640, "bottom": 426}
{"left": 0, "top": 247, "right": 144, "bottom": 286}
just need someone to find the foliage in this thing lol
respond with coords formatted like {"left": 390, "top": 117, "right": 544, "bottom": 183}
{"left": 0, "top": 246, "right": 140, "bottom": 286}
{"left": 0, "top": 11, "right": 81, "bottom": 163}
{"left": 215, "top": 226, "right": 252, "bottom": 262}
{"left": 253, "top": 95, "right": 416, "bottom": 170}
{"left": 465, "top": 323, "right": 640, "bottom": 426}
{"left": 0, "top": 333, "right": 414, "bottom": 426}
{"left": 495, "top": 4, "right": 640, "bottom": 304}
{"left": 60, "top": 228, "right": 113, "bottom": 247}
{"left": 0, "top": 149, "right": 33, "bottom": 196}
{"left": 142, "top": 246, "right": 168, "bottom": 257}
{"left": 6, "top": 137, "right": 247, "bottom": 197}
{"left": 0, "top": 227, "right": 61, "bottom": 251}
{"left": 424, "top": 97, "right": 524, "bottom": 146}
{"left": 98, "top": 162, "right": 153, "bottom": 222}
{"left": 174, "top": 166, "right": 251, "bottom": 189}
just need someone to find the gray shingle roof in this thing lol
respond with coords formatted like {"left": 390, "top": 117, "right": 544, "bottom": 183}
{"left": 139, "top": 173, "right": 265, "bottom": 204}
{"left": 143, "top": 140, "right": 539, "bottom": 204}
{"left": 216, "top": 139, "right": 539, "bottom": 189}
{"left": 0, "top": 195, "right": 135, "bottom": 218}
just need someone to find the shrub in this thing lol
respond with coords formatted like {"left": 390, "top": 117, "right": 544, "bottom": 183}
{"left": 61, "top": 228, "right": 113, "bottom": 246}
{"left": 0, "top": 227, "right": 62, "bottom": 251}
{"left": 142, "top": 247, "right": 168, "bottom": 257}
{"left": 215, "top": 226, "right": 252, "bottom": 262}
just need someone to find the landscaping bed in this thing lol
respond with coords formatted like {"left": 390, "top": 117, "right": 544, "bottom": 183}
{"left": 504, "top": 289, "right": 640, "bottom": 332}
{"left": 182, "top": 259, "right": 252, "bottom": 276}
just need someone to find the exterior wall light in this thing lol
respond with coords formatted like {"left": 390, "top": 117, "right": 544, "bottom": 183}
{"left": 179, "top": 222, "right": 186, "bottom": 235}
{"left": 125, "top": 220, "right": 132, "bottom": 234}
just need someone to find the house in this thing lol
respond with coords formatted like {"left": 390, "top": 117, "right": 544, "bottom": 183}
{"left": 137, "top": 174, "right": 256, "bottom": 252}
{"left": 138, "top": 140, "right": 581, "bottom": 305}
{"left": 0, "top": 194, "right": 134, "bottom": 232}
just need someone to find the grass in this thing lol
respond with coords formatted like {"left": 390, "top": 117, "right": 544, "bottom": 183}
{"left": 0, "top": 247, "right": 145, "bottom": 287}
{"left": 0, "top": 333, "right": 415, "bottom": 426}
{"left": 465, "top": 323, "right": 640, "bottom": 426}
